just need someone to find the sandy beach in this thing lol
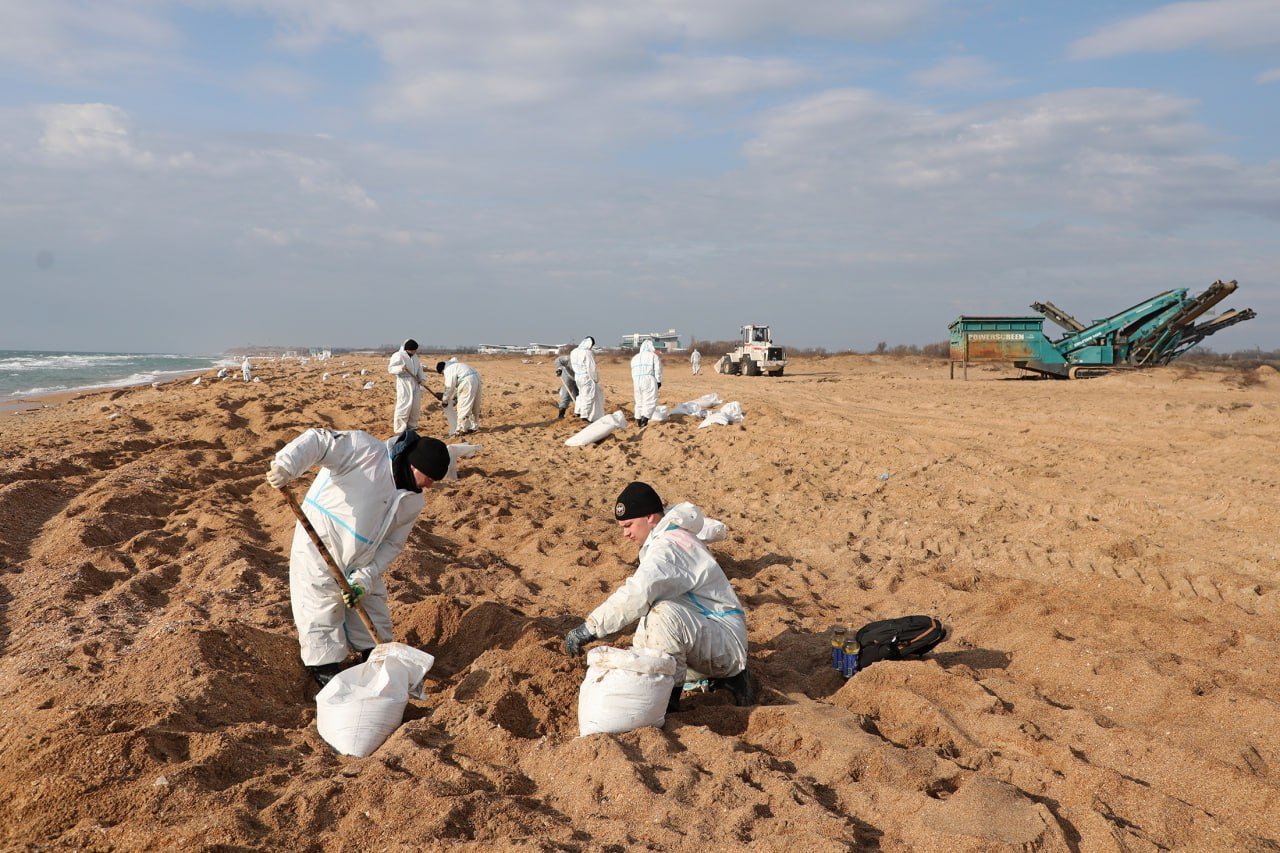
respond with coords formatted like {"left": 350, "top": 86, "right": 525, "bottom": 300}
{"left": 1, "top": 353, "right": 1277, "bottom": 850}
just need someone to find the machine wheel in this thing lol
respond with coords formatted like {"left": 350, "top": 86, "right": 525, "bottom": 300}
{"left": 744, "top": 358, "right": 760, "bottom": 376}
{"left": 768, "top": 367, "right": 784, "bottom": 377}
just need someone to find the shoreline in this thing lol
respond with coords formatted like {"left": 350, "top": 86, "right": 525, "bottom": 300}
{"left": 0, "top": 367, "right": 213, "bottom": 419}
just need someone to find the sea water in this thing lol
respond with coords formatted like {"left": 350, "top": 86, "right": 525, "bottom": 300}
{"left": 0, "top": 350, "right": 226, "bottom": 400}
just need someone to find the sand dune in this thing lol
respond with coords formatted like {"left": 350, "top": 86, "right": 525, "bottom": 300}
{"left": 1, "top": 354, "right": 1277, "bottom": 850}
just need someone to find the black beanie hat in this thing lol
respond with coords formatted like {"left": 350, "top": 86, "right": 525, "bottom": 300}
{"left": 403, "top": 339, "right": 419, "bottom": 352}
{"left": 406, "top": 437, "right": 450, "bottom": 481}
{"left": 614, "top": 481, "right": 664, "bottom": 520}
{"left": 435, "top": 361, "right": 447, "bottom": 373}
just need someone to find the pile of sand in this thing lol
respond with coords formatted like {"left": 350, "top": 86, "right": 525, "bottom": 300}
{"left": 1, "top": 354, "right": 1277, "bottom": 849}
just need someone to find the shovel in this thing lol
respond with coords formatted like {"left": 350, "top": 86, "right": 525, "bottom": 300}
{"left": 281, "top": 488, "right": 389, "bottom": 644}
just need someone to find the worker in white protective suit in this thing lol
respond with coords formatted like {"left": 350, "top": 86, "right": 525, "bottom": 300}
{"left": 266, "top": 428, "right": 450, "bottom": 687}
{"left": 690, "top": 349, "right": 701, "bottom": 375}
{"left": 241, "top": 356, "right": 252, "bottom": 382}
{"left": 554, "top": 354, "right": 578, "bottom": 419}
{"left": 388, "top": 339, "right": 428, "bottom": 434}
{"left": 564, "top": 482, "right": 753, "bottom": 713}
{"left": 436, "top": 359, "right": 483, "bottom": 435}
{"left": 630, "top": 339, "right": 663, "bottom": 427}
{"left": 570, "top": 337, "right": 604, "bottom": 423}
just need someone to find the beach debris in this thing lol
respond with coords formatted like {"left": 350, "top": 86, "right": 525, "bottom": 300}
{"left": 566, "top": 410, "right": 627, "bottom": 446}
{"left": 153, "top": 775, "right": 169, "bottom": 787}
{"left": 877, "top": 472, "right": 890, "bottom": 481}
{"left": 321, "top": 372, "right": 330, "bottom": 381}
{"left": 252, "top": 377, "right": 261, "bottom": 383}
{"left": 107, "top": 412, "right": 121, "bottom": 420}
{"left": 362, "top": 380, "right": 375, "bottom": 390}
{"left": 192, "top": 376, "right": 201, "bottom": 385}
{"left": 698, "top": 401, "right": 744, "bottom": 429}
{"left": 360, "top": 368, "right": 368, "bottom": 376}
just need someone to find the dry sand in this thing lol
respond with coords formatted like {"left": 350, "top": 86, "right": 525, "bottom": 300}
{"left": 1, "top": 354, "right": 1277, "bottom": 851}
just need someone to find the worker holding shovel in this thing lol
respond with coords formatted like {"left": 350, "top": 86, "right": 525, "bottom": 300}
{"left": 266, "top": 427, "right": 450, "bottom": 687}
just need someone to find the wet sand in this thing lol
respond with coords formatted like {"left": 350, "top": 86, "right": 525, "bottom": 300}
{"left": 1, "top": 353, "right": 1277, "bottom": 850}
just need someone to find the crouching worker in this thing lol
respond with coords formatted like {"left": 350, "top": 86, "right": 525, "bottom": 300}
{"left": 266, "top": 428, "right": 450, "bottom": 687}
{"left": 563, "top": 482, "right": 754, "bottom": 712}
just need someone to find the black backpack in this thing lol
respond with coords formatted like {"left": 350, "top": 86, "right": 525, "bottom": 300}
{"left": 855, "top": 616, "right": 947, "bottom": 669}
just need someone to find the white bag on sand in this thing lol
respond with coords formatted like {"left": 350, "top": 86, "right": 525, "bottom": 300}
{"left": 649, "top": 405, "right": 670, "bottom": 423}
{"left": 565, "top": 410, "right": 627, "bottom": 447}
{"left": 443, "top": 402, "right": 458, "bottom": 435}
{"left": 666, "top": 502, "right": 729, "bottom": 543}
{"left": 578, "top": 646, "right": 678, "bottom": 737}
{"left": 671, "top": 393, "right": 722, "bottom": 417}
{"left": 316, "top": 643, "right": 435, "bottom": 757}
{"left": 698, "top": 401, "right": 744, "bottom": 429}
{"left": 445, "top": 443, "right": 482, "bottom": 481}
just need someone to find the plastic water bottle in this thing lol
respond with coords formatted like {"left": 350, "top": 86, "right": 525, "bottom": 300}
{"left": 842, "top": 637, "right": 860, "bottom": 678}
{"left": 830, "top": 625, "right": 846, "bottom": 670}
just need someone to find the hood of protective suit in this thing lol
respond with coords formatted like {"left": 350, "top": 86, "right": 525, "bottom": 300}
{"left": 579, "top": 337, "right": 594, "bottom": 349}
{"left": 640, "top": 502, "right": 708, "bottom": 558}
{"left": 640, "top": 340, "right": 655, "bottom": 354}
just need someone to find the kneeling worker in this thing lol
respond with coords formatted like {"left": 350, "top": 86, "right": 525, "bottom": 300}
{"left": 564, "top": 482, "right": 753, "bottom": 711}
{"left": 266, "top": 427, "right": 450, "bottom": 686}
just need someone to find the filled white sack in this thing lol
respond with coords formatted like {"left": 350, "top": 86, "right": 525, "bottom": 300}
{"left": 443, "top": 402, "right": 458, "bottom": 435}
{"left": 698, "top": 518, "right": 728, "bottom": 542}
{"left": 316, "top": 642, "right": 435, "bottom": 758}
{"left": 565, "top": 410, "right": 627, "bottom": 447}
{"left": 445, "top": 442, "right": 482, "bottom": 481}
{"left": 698, "top": 401, "right": 744, "bottom": 429}
{"left": 649, "top": 405, "right": 670, "bottom": 423}
{"left": 578, "top": 646, "right": 678, "bottom": 737}
{"left": 671, "top": 392, "right": 722, "bottom": 417}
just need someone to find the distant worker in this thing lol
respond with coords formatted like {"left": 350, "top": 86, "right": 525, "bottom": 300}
{"left": 436, "top": 358, "right": 483, "bottom": 435}
{"left": 564, "top": 482, "right": 753, "bottom": 713}
{"left": 554, "top": 354, "right": 578, "bottom": 419}
{"left": 241, "top": 356, "right": 252, "bottom": 382}
{"left": 388, "top": 339, "right": 428, "bottom": 434}
{"left": 570, "top": 336, "right": 604, "bottom": 422}
{"left": 630, "top": 339, "right": 663, "bottom": 427}
{"left": 266, "top": 427, "right": 450, "bottom": 687}
{"left": 690, "top": 348, "right": 702, "bottom": 375}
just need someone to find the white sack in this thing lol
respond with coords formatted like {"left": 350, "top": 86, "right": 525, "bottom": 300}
{"left": 649, "top": 405, "right": 670, "bottom": 423}
{"left": 445, "top": 442, "right": 482, "bottom": 481}
{"left": 443, "top": 402, "right": 458, "bottom": 435}
{"left": 698, "top": 401, "right": 744, "bottom": 429}
{"left": 565, "top": 410, "right": 627, "bottom": 447}
{"left": 671, "top": 392, "right": 722, "bottom": 417}
{"left": 316, "top": 642, "right": 435, "bottom": 757}
{"left": 578, "top": 646, "right": 678, "bottom": 737}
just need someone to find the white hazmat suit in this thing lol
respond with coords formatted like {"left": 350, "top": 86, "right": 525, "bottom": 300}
{"left": 388, "top": 346, "right": 427, "bottom": 434}
{"left": 441, "top": 360, "right": 483, "bottom": 434}
{"left": 570, "top": 337, "right": 604, "bottom": 422}
{"left": 584, "top": 502, "right": 748, "bottom": 683}
{"left": 690, "top": 349, "right": 701, "bottom": 375}
{"left": 630, "top": 340, "right": 663, "bottom": 424}
{"left": 241, "top": 357, "right": 252, "bottom": 382}
{"left": 272, "top": 429, "right": 426, "bottom": 666}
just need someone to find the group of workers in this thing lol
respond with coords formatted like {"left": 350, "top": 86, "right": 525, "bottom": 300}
{"left": 266, "top": 335, "right": 752, "bottom": 716}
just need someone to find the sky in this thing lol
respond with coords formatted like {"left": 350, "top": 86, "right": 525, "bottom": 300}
{"left": 1, "top": 0, "right": 1277, "bottom": 354}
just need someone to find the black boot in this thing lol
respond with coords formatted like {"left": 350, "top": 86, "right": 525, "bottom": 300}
{"left": 666, "top": 683, "right": 683, "bottom": 714}
{"left": 308, "top": 662, "right": 344, "bottom": 688}
{"left": 637, "top": 417, "right": 649, "bottom": 428}
{"left": 710, "top": 669, "right": 755, "bottom": 707}
{"left": 557, "top": 407, "right": 566, "bottom": 419}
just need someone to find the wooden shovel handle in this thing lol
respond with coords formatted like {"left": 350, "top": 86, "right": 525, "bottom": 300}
{"left": 281, "top": 488, "right": 389, "bottom": 644}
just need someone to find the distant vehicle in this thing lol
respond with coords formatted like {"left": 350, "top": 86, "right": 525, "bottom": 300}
{"left": 715, "top": 325, "right": 788, "bottom": 376}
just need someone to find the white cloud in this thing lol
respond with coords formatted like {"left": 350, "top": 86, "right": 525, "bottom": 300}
{"left": 909, "top": 55, "right": 1012, "bottom": 91}
{"left": 1258, "top": 68, "right": 1280, "bottom": 83}
{"left": 1069, "top": 0, "right": 1280, "bottom": 59}
{"left": 0, "top": 0, "right": 176, "bottom": 78}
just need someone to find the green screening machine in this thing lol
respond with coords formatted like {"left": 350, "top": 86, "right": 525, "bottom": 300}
{"left": 949, "top": 280, "right": 1256, "bottom": 379}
